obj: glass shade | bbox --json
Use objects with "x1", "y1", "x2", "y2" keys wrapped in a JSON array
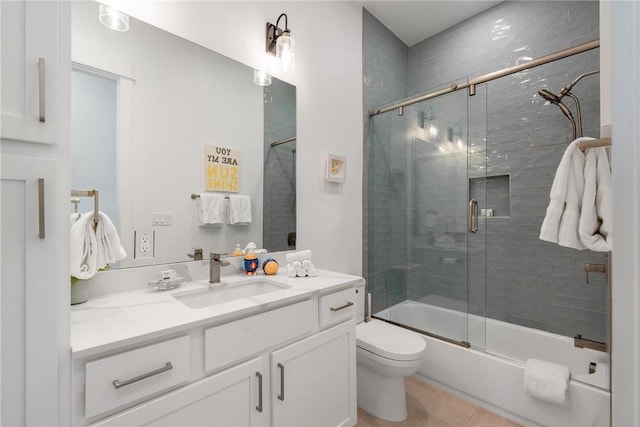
[
  {"x1": 98, "y1": 4, "x2": 130, "y2": 32},
  {"x1": 276, "y1": 32, "x2": 295, "y2": 73}
]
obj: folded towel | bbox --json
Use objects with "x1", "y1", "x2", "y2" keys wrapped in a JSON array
[
  {"x1": 70, "y1": 213, "x2": 98, "y2": 280},
  {"x1": 285, "y1": 250, "x2": 313, "y2": 263},
  {"x1": 579, "y1": 147, "x2": 612, "y2": 251},
  {"x1": 291, "y1": 260, "x2": 303, "y2": 277},
  {"x1": 304, "y1": 261, "x2": 317, "y2": 277},
  {"x1": 227, "y1": 195, "x2": 252, "y2": 225},
  {"x1": 95, "y1": 211, "x2": 127, "y2": 268},
  {"x1": 198, "y1": 193, "x2": 226, "y2": 226},
  {"x1": 302, "y1": 259, "x2": 312, "y2": 270},
  {"x1": 523, "y1": 358, "x2": 570, "y2": 405},
  {"x1": 286, "y1": 264, "x2": 297, "y2": 278},
  {"x1": 540, "y1": 138, "x2": 587, "y2": 249}
]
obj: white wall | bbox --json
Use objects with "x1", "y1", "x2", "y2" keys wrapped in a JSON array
[{"x1": 100, "y1": 1, "x2": 364, "y2": 275}]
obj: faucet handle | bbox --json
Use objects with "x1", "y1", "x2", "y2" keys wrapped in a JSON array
[{"x1": 210, "y1": 253, "x2": 231, "y2": 266}]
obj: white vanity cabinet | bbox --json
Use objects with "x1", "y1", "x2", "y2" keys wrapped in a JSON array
[
  {"x1": 73, "y1": 284, "x2": 358, "y2": 427},
  {"x1": 1, "y1": 0, "x2": 61, "y2": 144}
]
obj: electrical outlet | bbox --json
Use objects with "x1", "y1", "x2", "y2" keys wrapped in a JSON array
[{"x1": 134, "y1": 230, "x2": 154, "y2": 259}]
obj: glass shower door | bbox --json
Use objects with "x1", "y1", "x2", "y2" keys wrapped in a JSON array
[{"x1": 368, "y1": 86, "x2": 487, "y2": 348}]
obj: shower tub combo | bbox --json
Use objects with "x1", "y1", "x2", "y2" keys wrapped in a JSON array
[{"x1": 376, "y1": 301, "x2": 610, "y2": 427}]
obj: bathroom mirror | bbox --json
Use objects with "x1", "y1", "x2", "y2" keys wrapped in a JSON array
[{"x1": 71, "y1": 2, "x2": 296, "y2": 269}]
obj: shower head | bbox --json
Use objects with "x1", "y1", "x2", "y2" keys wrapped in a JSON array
[
  {"x1": 538, "y1": 89, "x2": 561, "y2": 104},
  {"x1": 538, "y1": 89, "x2": 577, "y2": 138}
]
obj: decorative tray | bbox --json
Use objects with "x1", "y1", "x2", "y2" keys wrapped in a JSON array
[{"x1": 147, "y1": 277, "x2": 185, "y2": 291}]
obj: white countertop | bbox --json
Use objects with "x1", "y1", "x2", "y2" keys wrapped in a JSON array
[{"x1": 71, "y1": 270, "x2": 364, "y2": 359}]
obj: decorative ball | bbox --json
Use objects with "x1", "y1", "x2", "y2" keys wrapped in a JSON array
[{"x1": 262, "y1": 258, "x2": 279, "y2": 275}]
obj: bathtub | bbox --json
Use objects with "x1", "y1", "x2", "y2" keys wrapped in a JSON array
[{"x1": 376, "y1": 300, "x2": 610, "y2": 427}]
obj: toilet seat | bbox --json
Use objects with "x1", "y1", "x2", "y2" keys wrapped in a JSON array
[{"x1": 356, "y1": 319, "x2": 426, "y2": 361}]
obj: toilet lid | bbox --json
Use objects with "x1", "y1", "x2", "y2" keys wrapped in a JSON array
[{"x1": 356, "y1": 319, "x2": 426, "y2": 361}]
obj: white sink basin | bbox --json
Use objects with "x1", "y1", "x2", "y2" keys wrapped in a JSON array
[{"x1": 173, "y1": 280, "x2": 289, "y2": 309}]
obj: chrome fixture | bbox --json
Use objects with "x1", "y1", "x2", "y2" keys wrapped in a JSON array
[
  {"x1": 266, "y1": 13, "x2": 295, "y2": 72},
  {"x1": 98, "y1": 4, "x2": 130, "y2": 32},
  {"x1": 253, "y1": 69, "x2": 272, "y2": 87},
  {"x1": 448, "y1": 123, "x2": 464, "y2": 149},
  {"x1": 419, "y1": 106, "x2": 439, "y2": 141},
  {"x1": 209, "y1": 253, "x2": 230, "y2": 285},
  {"x1": 538, "y1": 69, "x2": 600, "y2": 140}
]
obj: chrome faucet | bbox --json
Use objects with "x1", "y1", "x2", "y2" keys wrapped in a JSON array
[{"x1": 209, "y1": 253, "x2": 231, "y2": 285}]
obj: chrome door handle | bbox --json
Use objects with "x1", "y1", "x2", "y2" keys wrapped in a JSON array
[
  {"x1": 468, "y1": 199, "x2": 478, "y2": 233},
  {"x1": 277, "y1": 362, "x2": 285, "y2": 401},
  {"x1": 255, "y1": 372, "x2": 263, "y2": 412},
  {"x1": 330, "y1": 301, "x2": 354, "y2": 312},
  {"x1": 38, "y1": 178, "x2": 45, "y2": 238},
  {"x1": 38, "y1": 58, "x2": 46, "y2": 122},
  {"x1": 112, "y1": 362, "x2": 173, "y2": 389}
]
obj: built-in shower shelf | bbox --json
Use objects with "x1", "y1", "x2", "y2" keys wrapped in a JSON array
[{"x1": 469, "y1": 174, "x2": 511, "y2": 218}]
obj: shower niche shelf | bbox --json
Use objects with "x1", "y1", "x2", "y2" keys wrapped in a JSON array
[{"x1": 469, "y1": 174, "x2": 511, "y2": 218}]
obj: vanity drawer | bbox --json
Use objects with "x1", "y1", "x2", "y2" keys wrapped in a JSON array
[
  {"x1": 85, "y1": 336, "x2": 190, "y2": 420},
  {"x1": 319, "y1": 287, "x2": 356, "y2": 328},
  {"x1": 204, "y1": 299, "x2": 313, "y2": 373}
]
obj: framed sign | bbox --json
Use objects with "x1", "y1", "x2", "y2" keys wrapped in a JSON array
[
  {"x1": 326, "y1": 153, "x2": 346, "y2": 183},
  {"x1": 204, "y1": 145, "x2": 239, "y2": 192}
]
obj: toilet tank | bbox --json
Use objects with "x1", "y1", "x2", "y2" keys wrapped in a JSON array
[{"x1": 356, "y1": 284, "x2": 366, "y2": 323}]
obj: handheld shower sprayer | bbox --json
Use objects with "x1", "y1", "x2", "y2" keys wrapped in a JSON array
[{"x1": 538, "y1": 89, "x2": 578, "y2": 138}]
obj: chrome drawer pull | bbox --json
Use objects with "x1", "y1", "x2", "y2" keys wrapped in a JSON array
[
  {"x1": 256, "y1": 372, "x2": 263, "y2": 412},
  {"x1": 38, "y1": 58, "x2": 46, "y2": 122},
  {"x1": 330, "y1": 301, "x2": 354, "y2": 312},
  {"x1": 277, "y1": 363, "x2": 285, "y2": 401},
  {"x1": 112, "y1": 362, "x2": 173, "y2": 389}
]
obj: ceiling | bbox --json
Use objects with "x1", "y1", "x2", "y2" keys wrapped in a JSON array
[{"x1": 362, "y1": 1, "x2": 502, "y2": 46}]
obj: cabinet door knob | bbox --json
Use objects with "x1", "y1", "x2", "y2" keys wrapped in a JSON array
[
  {"x1": 277, "y1": 363, "x2": 285, "y2": 401},
  {"x1": 255, "y1": 372, "x2": 263, "y2": 412},
  {"x1": 112, "y1": 361, "x2": 173, "y2": 389}
]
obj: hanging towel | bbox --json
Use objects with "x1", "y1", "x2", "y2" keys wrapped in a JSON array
[
  {"x1": 539, "y1": 138, "x2": 588, "y2": 249},
  {"x1": 579, "y1": 147, "x2": 613, "y2": 251},
  {"x1": 198, "y1": 193, "x2": 226, "y2": 226},
  {"x1": 523, "y1": 358, "x2": 570, "y2": 405},
  {"x1": 95, "y1": 211, "x2": 127, "y2": 269},
  {"x1": 70, "y1": 212, "x2": 81, "y2": 226},
  {"x1": 227, "y1": 195, "x2": 252, "y2": 225},
  {"x1": 70, "y1": 213, "x2": 98, "y2": 280}
]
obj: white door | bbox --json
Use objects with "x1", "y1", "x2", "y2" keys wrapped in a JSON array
[
  {"x1": 1, "y1": 154, "x2": 59, "y2": 425},
  {"x1": 1, "y1": 0, "x2": 60, "y2": 144},
  {"x1": 93, "y1": 357, "x2": 268, "y2": 426},
  {"x1": 271, "y1": 321, "x2": 356, "y2": 427}
]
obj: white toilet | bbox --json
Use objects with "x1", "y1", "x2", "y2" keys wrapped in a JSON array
[{"x1": 355, "y1": 284, "x2": 427, "y2": 422}]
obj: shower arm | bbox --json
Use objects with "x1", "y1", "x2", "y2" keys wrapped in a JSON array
[
  {"x1": 565, "y1": 92, "x2": 583, "y2": 138},
  {"x1": 560, "y1": 70, "x2": 600, "y2": 98}
]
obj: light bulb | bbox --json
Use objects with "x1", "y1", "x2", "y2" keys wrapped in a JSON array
[
  {"x1": 98, "y1": 4, "x2": 129, "y2": 32},
  {"x1": 253, "y1": 69, "x2": 272, "y2": 87},
  {"x1": 276, "y1": 32, "x2": 295, "y2": 73}
]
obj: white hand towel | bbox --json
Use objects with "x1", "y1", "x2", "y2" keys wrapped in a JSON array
[
  {"x1": 579, "y1": 147, "x2": 613, "y2": 251},
  {"x1": 305, "y1": 261, "x2": 317, "y2": 277},
  {"x1": 70, "y1": 212, "x2": 81, "y2": 226},
  {"x1": 302, "y1": 259, "x2": 312, "y2": 270},
  {"x1": 285, "y1": 250, "x2": 313, "y2": 263},
  {"x1": 540, "y1": 138, "x2": 587, "y2": 249},
  {"x1": 95, "y1": 211, "x2": 127, "y2": 269},
  {"x1": 198, "y1": 193, "x2": 226, "y2": 226},
  {"x1": 286, "y1": 263, "x2": 297, "y2": 278},
  {"x1": 523, "y1": 358, "x2": 570, "y2": 405},
  {"x1": 70, "y1": 213, "x2": 98, "y2": 280},
  {"x1": 227, "y1": 195, "x2": 252, "y2": 225},
  {"x1": 291, "y1": 260, "x2": 303, "y2": 277}
]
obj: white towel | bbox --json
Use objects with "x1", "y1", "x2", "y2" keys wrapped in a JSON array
[
  {"x1": 70, "y1": 213, "x2": 98, "y2": 280},
  {"x1": 70, "y1": 212, "x2": 81, "y2": 226},
  {"x1": 285, "y1": 250, "x2": 313, "y2": 263},
  {"x1": 198, "y1": 193, "x2": 226, "y2": 226},
  {"x1": 95, "y1": 211, "x2": 127, "y2": 269},
  {"x1": 227, "y1": 195, "x2": 252, "y2": 225},
  {"x1": 579, "y1": 147, "x2": 613, "y2": 251},
  {"x1": 523, "y1": 358, "x2": 570, "y2": 405},
  {"x1": 540, "y1": 138, "x2": 587, "y2": 249}
]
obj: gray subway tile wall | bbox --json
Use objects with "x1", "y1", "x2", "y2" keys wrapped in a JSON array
[
  {"x1": 263, "y1": 79, "x2": 297, "y2": 252},
  {"x1": 363, "y1": 9, "x2": 409, "y2": 314},
  {"x1": 364, "y1": 1, "x2": 607, "y2": 343}
]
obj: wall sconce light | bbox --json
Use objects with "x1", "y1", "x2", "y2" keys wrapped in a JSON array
[
  {"x1": 448, "y1": 123, "x2": 465, "y2": 150},
  {"x1": 266, "y1": 13, "x2": 295, "y2": 72},
  {"x1": 253, "y1": 69, "x2": 272, "y2": 87},
  {"x1": 98, "y1": 4, "x2": 130, "y2": 32},
  {"x1": 419, "y1": 106, "x2": 439, "y2": 141}
]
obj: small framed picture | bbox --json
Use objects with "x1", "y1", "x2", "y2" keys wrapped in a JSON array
[{"x1": 326, "y1": 153, "x2": 346, "y2": 183}]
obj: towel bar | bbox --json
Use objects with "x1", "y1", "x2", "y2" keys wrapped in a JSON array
[{"x1": 71, "y1": 189, "x2": 99, "y2": 224}]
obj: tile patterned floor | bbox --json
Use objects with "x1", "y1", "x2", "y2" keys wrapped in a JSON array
[{"x1": 356, "y1": 377, "x2": 523, "y2": 427}]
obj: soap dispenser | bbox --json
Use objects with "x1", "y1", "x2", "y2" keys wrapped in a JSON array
[{"x1": 232, "y1": 244, "x2": 244, "y2": 257}]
